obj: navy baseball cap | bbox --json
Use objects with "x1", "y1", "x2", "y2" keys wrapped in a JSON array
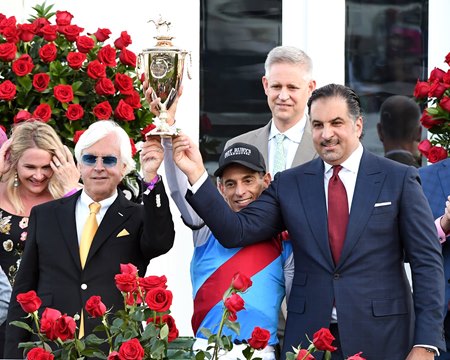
[{"x1": 214, "y1": 142, "x2": 266, "y2": 177}]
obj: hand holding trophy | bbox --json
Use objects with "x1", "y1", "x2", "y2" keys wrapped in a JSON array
[{"x1": 138, "y1": 16, "x2": 191, "y2": 137}]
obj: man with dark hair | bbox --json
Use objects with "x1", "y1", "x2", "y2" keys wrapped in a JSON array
[
  {"x1": 172, "y1": 84, "x2": 445, "y2": 360},
  {"x1": 377, "y1": 95, "x2": 422, "y2": 167}
]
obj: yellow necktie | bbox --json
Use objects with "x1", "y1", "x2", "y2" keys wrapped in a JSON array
[
  {"x1": 79, "y1": 202, "x2": 101, "y2": 269},
  {"x1": 78, "y1": 202, "x2": 100, "y2": 338}
]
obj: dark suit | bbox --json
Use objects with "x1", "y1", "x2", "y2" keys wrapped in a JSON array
[
  {"x1": 420, "y1": 158, "x2": 450, "y2": 359},
  {"x1": 4, "y1": 181, "x2": 175, "y2": 358},
  {"x1": 187, "y1": 149, "x2": 445, "y2": 359},
  {"x1": 225, "y1": 119, "x2": 318, "y2": 169}
]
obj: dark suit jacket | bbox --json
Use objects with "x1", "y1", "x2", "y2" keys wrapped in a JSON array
[
  {"x1": 419, "y1": 159, "x2": 450, "y2": 322},
  {"x1": 4, "y1": 181, "x2": 175, "y2": 358},
  {"x1": 187, "y1": 149, "x2": 445, "y2": 359},
  {"x1": 225, "y1": 119, "x2": 317, "y2": 169}
]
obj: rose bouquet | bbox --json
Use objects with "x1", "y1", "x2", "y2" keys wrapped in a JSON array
[
  {"x1": 12, "y1": 263, "x2": 191, "y2": 360},
  {"x1": 414, "y1": 51, "x2": 450, "y2": 163}
]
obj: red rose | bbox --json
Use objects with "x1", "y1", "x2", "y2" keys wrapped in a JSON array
[
  {"x1": 33, "y1": 17, "x2": 50, "y2": 35},
  {"x1": 446, "y1": 52, "x2": 450, "y2": 66},
  {"x1": 115, "y1": 73, "x2": 134, "y2": 95},
  {"x1": 12, "y1": 54, "x2": 34, "y2": 76},
  {"x1": 347, "y1": 352, "x2": 366, "y2": 360},
  {"x1": 66, "y1": 104, "x2": 84, "y2": 121},
  {"x1": 228, "y1": 311, "x2": 237, "y2": 322},
  {"x1": 93, "y1": 101, "x2": 113, "y2": 120},
  {"x1": 16, "y1": 290, "x2": 42, "y2": 313},
  {"x1": 55, "y1": 10, "x2": 73, "y2": 26},
  {"x1": 98, "y1": 45, "x2": 117, "y2": 67},
  {"x1": 420, "y1": 110, "x2": 444, "y2": 129},
  {"x1": 26, "y1": 347, "x2": 55, "y2": 360},
  {"x1": 312, "y1": 328, "x2": 337, "y2": 352},
  {"x1": 120, "y1": 263, "x2": 138, "y2": 275},
  {"x1": 440, "y1": 96, "x2": 450, "y2": 113},
  {"x1": 39, "y1": 42, "x2": 57, "y2": 63},
  {"x1": 224, "y1": 293, "x2": 245, "y2": 313},
  {"x1": 147, "y1": 314, "x2": 179, "y2": 342},
  {"x1": 85, "y1": 295, "x2": 107, "y2": 318},
  {"x1": 231, "y1": 272, "x2": 252, "y2": 292},
  {"x1": 107, "y1": 351, "x2": 121, "y2": 360},
  {"x1": 141, "y1": 124, "x2": 156, "y2": 138},
  {"x1": 53, "y1": 314, "x2": 76, "y2": 341},
  {"x1": 14, "y1": 110, "x2": 32, "y2": 123},
  {"x1": 87, "y1": 60, "x2": 107, "y2": 79},
  {"x1": 60, "y1": 24, "x2": 84, "y2": 42},
  {"x1": 413, "y1": 80, "x2": 430, "y2": 99},
  {"x1": 114, "y1": 31, "x2": 132, "y2": 49},
  {"x1": 53, "y1": 84, "x2": 74, "y2": 103},
  {"x1": 67, "y1": 52, "x2": 87, "y2": 70},
  {"x1": 297, "y1": 349, "x2": 315, "y2": 360},
  {"x1": 18, "y1": 23, "x2": 36, "y2": 42},
  {"x1": 95, "y1": 78, "x2": 115, "y2": 96},
  {"x1": 114, "y1": 100, "x2": 135, "y2": 121},
  {"x1": 76, "y1": 35, "x2": 95, "y2": 53},
  {"x1": 2, "y1": 26, "x2": 19, "y2": 44},
  {"x1": 94, "y1": 28, "x2": 112, "y2": 42},
  {"x1": 0, "y1": 42, "x2": 17, "y2": 61},
  {"x1": 139, "y1": 275, "x2": 168, "y2": 292},
  {"x1": 119, "y1": 338, "x2": 144, "y2": 360},
  {"x1": 119, "y1": 48, "x2": 137, "y2": 67},
  {"x1": 429, "y1": 79, "x2": 450, "y2": 98},
  {"x1": 33, "y1": 103, "x2": 52, "y2": 122},
  {"x1": 73, "y1": 129, "x2": 86, "y2": 144},
  {"x1": 40, "y1": 307, "x2": 61, "y2": 340},
  {"x1": 40, "y1": 24, "x2": 58, "y2": 42},
  {"x1": 0, "y1": 80, "x2": 17, "y2": 101},
  {"x1": 145, "y1": 287, "x2": 173, "y2": 312},
  {"x1": 429, "y1": 67, "x2": 446, "y2": 83},
  {"x1": 124, "y1": 91, "x2": 142, "y2": 109},
  {"x1": 418, "y1": 139, "x2": 432, "y2": 157},
  {"x1": 33, "y1": 73, "x2": 50, "y2": 92},
  {"x1": 248, "y1": 326, "x2": 271, "y2": 350},
  {"x1": 115, "y1": 273, "x2": 138, "y2": 292},
  {"x1": 428, "y1": 146, "x2": 448, "y2": 163}
]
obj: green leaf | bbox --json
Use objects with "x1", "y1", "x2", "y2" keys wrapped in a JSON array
[
  {"x1": 160, "y1": 323, "x2": 169, "y2": 340},
  {"x1": 9, "y1": 320, "x2": 34, "y2": 333}
]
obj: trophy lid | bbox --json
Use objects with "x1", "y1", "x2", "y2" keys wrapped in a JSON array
[{"x1": 148, "y1": 15, "x2": 175, "y2": 48}]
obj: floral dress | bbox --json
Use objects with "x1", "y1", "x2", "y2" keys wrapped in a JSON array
[{"x1": 0, "y1": 208, "x2": 28, "y2": 287}]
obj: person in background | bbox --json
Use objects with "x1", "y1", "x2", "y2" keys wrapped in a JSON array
[
  {"x1": 0, "y1": 128, "x2": 7, "y2": 148},
  {"x1": 172, "y1": 83, "x2": 445, "y2": 360},
  {"x1": 225, "y1": 45, "x2": 317, "y2": 176},
  {"x1": 0, "y1": 266, "x2": 11, "y2": 327},
  {"x1": 419, "y1": 157, "x2": 450, "y2": 359},
  {"x1": 4, "y1": 120, "x2": 175, "y2": 358},
  {"x1": 0, "y1": 120, "x2": 80, "y2": 357},
  {"x1": 376, "y1": 95, "x2": 422, "y2": 167},
  {"x1": 164, "y1": 138, "x2": 293, "y2": 360}
]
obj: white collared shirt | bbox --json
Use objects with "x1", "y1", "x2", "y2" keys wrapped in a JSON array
[
  {"x1": 268, "y1": 116, "x2": 306, "y2": 175},
  {"x1": 323, "y1": 143, "x2": 363, "y2": 213},
  {"x1": 75, "y1": 190, "x2": 118, "y2": 244}
]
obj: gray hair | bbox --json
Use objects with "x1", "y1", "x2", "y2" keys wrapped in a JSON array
[
  {"x1": 74, "y1": 120, "x2": 135, "y2": 175},
  {"x1": 264, "y1": 46, "x2": 313, "y2": 80}
]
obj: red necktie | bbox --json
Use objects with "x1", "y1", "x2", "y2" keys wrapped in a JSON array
[{"x1": 328, "y1": 165, "x2": 349, "y2": 265}]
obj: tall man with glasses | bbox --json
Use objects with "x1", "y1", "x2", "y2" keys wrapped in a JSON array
[{"x1": 4, "y1": 120, "x2": 175, "y2": 358}]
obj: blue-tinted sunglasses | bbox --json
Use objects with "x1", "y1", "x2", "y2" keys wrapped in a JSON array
[{"x1": 81, "y1": 154, "x2": 118, "y2": 168}]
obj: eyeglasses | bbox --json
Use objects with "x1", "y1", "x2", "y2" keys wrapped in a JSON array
[{"x1": 81, "y1": 154, "x2": 118, "y2": 168}]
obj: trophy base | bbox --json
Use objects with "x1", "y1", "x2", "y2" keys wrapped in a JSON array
[{"x1": 146, "y1": 127, "x2": 180, "y2": 138}]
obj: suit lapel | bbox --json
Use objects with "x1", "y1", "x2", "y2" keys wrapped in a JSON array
[
  {"x1": 299, "y1": 158, "x2": 334, "y2": 266},
  {"x1": 258, "y1": 121, "x2": 271, "y2": 163},
  {"x1": 56, "y1": 192, "x2": 82, "y2": 270},
  {"x1": 438, "y1": 160, "x2": 450, "y2": 202},
  {"x1": 338, "y1": 151, "x2": 385, "y2": 267},
  {"x1": 292, "y1": 116, "x2": 318, "y2": 167},
  {"x1": 85, "y1": 192, "x2": 133, "y2": 265}
]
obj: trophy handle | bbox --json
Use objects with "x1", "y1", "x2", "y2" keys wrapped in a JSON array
[{"x1": 186, "y1": 52, "x2": 193, "y2": 80}]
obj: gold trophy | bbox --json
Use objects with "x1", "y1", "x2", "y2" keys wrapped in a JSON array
[{"x1": 139, "y1": 16, "x2": 191, "y2": 137}]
